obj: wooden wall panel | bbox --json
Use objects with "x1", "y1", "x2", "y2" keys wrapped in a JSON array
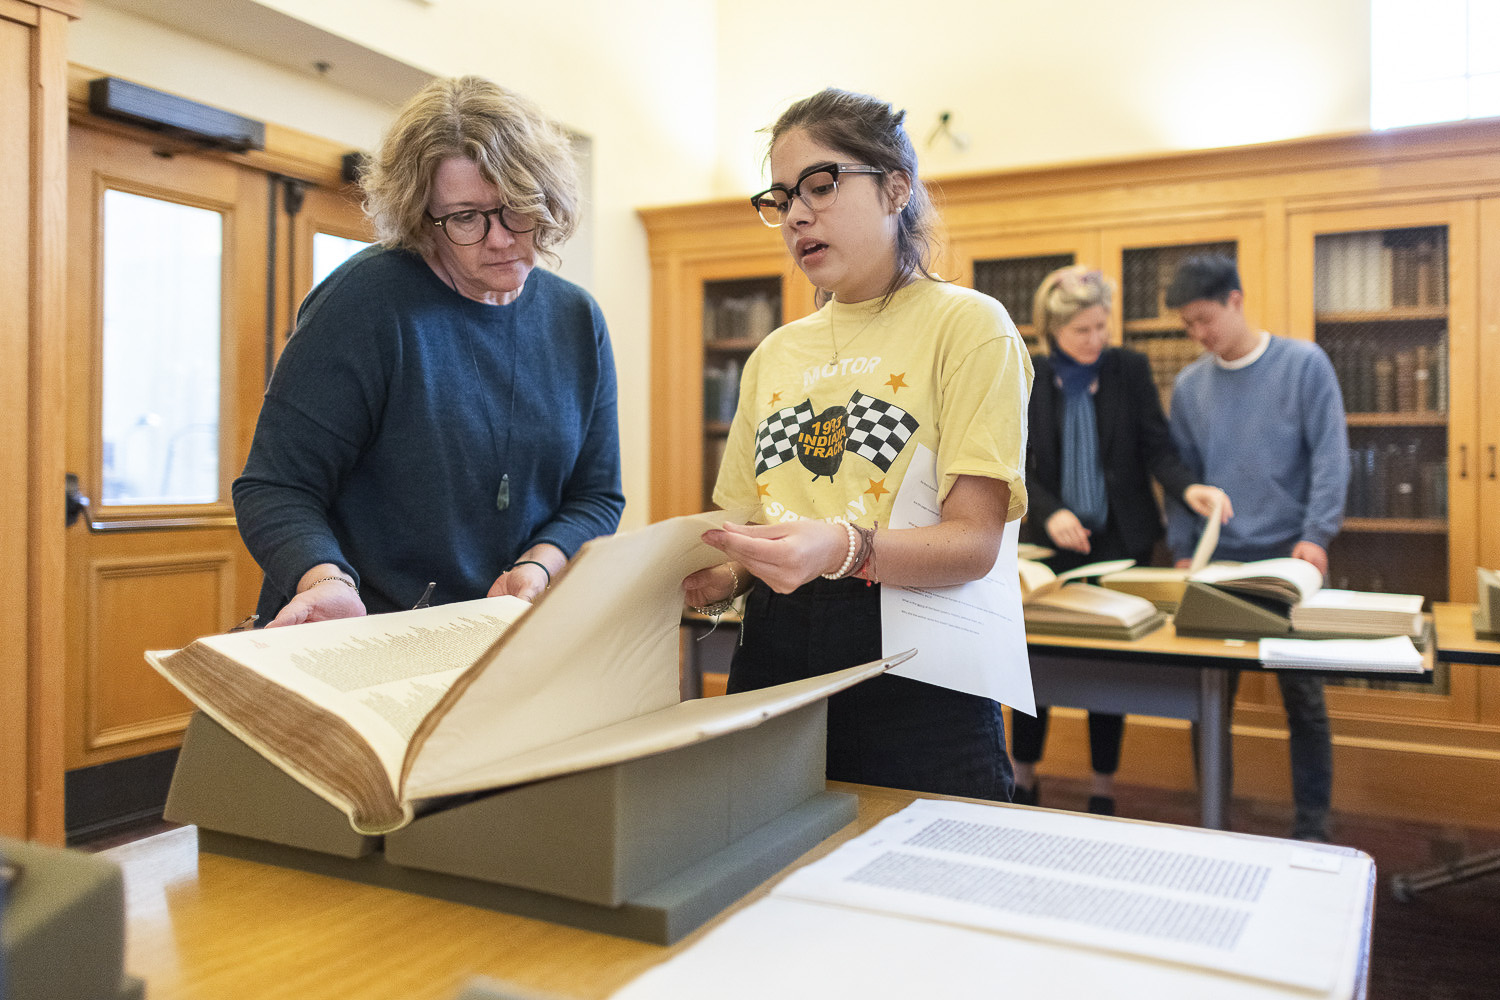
[{"x1": 0, "y1": 13, "x2": 36, "y2": 841}]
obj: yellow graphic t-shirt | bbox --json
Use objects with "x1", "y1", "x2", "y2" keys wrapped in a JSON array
[{"x1": 712, "y1": 279, "x2": 1033, "y2": 529}]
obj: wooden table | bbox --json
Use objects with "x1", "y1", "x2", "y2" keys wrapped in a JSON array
[
  {"x1": 106, "y1": 784, "x2": 906, "y2": 1000},
  {"x1": 1432, "y1": 601, "x2": 1500, "y2": 665},
  {"x1": 684, "y1": 614, "x2": 1433, "y2": 832},
  {"x1": 1028, "y1": 618, "x2": 1434, "y2": 831},
  {"x1": 106, "y1": 783, "x2": 1373, "y2": 1000}
]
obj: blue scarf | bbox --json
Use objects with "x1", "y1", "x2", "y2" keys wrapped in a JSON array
[{"x1": 1050, "y1": 343, "x2": 1109, "y2": 531}]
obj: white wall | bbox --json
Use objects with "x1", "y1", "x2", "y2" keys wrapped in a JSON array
[
  {"x1": 712, "y1": 0, "x2": 1372, "y2": 193},
  {"x1": 69, "y1": 0, "x2": 1375, "y2": 526}
]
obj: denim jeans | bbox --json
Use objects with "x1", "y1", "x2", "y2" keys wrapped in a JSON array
[
  {"x1": 1195, "y1": 668, "x2": 1333, "y2": 840},
  {"x1": 1276, "y1": 671, "x2": 1333, "y2": 840},
  {"x1": 730, "y1": 576, "x2": 1014, "y2": 803}
]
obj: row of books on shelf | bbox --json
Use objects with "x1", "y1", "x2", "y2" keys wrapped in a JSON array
[
  {"x1": 1323, "y1": 338, "x2": 1448, "y2": 414},
  {"x1": 703, "y1": 293, "x2": 777, "y2": 345},
  {"x1": 1120, "y1": 243, "x2": 1235, "y2": 322},
  {"x1": 703, "y1": 359, "x2": 742, "y2": 425},
  {"x1": 972, "y1": 254, "x2": 1074, "y2": 320},
  {"x1": 1314, "y1": 230, "x2": 1447, "y2": 311},
  {"x1": 1347, "y1": 443, "x2": 1446, "y2": 520}
]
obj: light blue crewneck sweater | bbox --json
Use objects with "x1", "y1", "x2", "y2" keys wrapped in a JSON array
[{"x1": 1166, "y1": 335, "x2": 1348, "y2": 562}]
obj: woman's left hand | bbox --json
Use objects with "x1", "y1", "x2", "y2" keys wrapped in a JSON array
[
  {"x1": 488, "y1": 562, "x2": 550, "y2": 603},
  {"x1": 701, "y1": 520, "x2": 847, "y2": 594}
]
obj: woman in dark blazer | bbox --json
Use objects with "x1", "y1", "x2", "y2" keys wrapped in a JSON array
[{"x1": 1014, "y1": 266, "x2": 1229, "y2": 815}]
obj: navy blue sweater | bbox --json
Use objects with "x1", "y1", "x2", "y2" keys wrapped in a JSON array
[{"x1": 234, "y1": 246, "x2": 624, "y2": 618}]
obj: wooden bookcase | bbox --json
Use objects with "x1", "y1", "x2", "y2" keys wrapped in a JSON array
[{"x1": 639, "y1": 117, "x2": 1500, "y2": 829}]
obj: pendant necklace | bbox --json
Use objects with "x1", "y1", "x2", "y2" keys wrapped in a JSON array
[
  {"x1": 438, "y1": 255, "x2": 516, "y2": 512},
  {"x1": 828, "y1": 304, "x2": 877, "y2": 365}
]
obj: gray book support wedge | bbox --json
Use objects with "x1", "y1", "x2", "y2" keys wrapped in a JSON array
[
  {"x1": 166, "y1": 707, "x2": 856, "y2": 944},
  {"x1": 1173, "y1": 580, "x2": 1294, "y2": 640}
]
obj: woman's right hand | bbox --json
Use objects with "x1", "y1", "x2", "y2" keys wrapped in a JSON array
[
  {"x1": 701, "y1": 520, "x2": 847, "y2": 594},
  {"x1": 1045, "y1": 509, "x2": 1092, "y2": 554},
  {"x1": 266, "y1": 566, "x2": 367, "y2": 628}
]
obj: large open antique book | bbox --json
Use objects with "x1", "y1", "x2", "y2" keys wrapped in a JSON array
[{"x1": 147, "y1": 509, "x2": 900, "y2": 835}]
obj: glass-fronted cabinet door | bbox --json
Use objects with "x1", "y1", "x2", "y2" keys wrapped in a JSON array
[
  {"x1": 701, "y1": 276, "x2": 782, "y2": 509},
  {"x1": 1101, "y1": 222, "x2": 1264, "y2": 414},
  {"x1": 1288, "y1": 203, "x2": 1480, "y2": 605},
  {"x1": 1287, "y1": 201, "x2": 1479, "y2": 712},
  {"x1": 956, "y1": 232, "x2": 1099, "y2": 351}
]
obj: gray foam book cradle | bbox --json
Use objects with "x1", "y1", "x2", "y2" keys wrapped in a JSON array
[{"x1": 166, "y1": 704, "x2": 855, "y2": 945}]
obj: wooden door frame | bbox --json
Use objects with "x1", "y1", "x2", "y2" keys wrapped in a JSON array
[
  {"x1": 4, "y1": 53, "x2": 357, "y2": 842},
  {"x1": 3, "y1": 0, "x2": 75, "y2": 844}
]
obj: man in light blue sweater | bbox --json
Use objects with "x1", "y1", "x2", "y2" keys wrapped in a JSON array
[{"x1": 1165, "y1": 254, "x2": 1349, "y2": 841}]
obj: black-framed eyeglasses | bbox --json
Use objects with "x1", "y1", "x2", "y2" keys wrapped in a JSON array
[
  {"x1": 749, "y1": 162, "x2": 885, "y2": 227},
  {"x1": 426, "y1": 205, "x2": 536, "y2": 246}
]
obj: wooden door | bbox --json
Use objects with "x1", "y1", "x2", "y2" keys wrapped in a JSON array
[{"x1": 64, "y1": 125, "x2": 270, "y2": 769}]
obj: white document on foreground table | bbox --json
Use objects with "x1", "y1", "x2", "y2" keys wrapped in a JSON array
[
  {"x1": 879, "y1": 444, "x2": 1035, "y2": 714},
  {"x1": 614, "y1": 800, "x2": 1373, "y2": 1000}
]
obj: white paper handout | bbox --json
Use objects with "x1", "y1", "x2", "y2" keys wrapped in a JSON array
[
  {"x1": 612, "y1": 799, "x2": 1373, "y2": 1000},
  {"x1": 879, "y1": 444, "x2": 1035, "y2": 713}
]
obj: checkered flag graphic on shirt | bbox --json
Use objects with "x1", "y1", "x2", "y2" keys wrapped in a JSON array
[
  {"x1": 754, "y1": 399, "x2": 815, "y2": 475},
  {"x1": 845, "y1": 392, "x2": 917, "y2": 472}
]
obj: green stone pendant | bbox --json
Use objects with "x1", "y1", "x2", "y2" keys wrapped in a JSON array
[{"x1": 496, "y1": 473, "x2": 510, "y2": 511}]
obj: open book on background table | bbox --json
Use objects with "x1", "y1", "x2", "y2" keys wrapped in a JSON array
[
  {"x1": 1018, "y1": 557, "x2": 1165, "y2": 640},
  {"x1": 1189, "y1": 557, "x2": 1325, "y2": 607},
  {"x1": 147, "y1": 508, "x2": 903, "y2": 835},
  {"x1": 1098, "y1": 493, "x2": 1224, "y2": 611},
  {"x1": 1176, "y1": 556, "x2": 1432, "y2": 643}
]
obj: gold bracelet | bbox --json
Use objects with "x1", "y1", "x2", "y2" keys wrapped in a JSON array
[{"x1": 311, "y1": 575, "x2": 358, "y2": 594}]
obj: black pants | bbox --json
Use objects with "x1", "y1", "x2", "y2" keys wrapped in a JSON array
[
  {"x1": 729, "y1": 576, "x2": 1014, "y2": 803},
  {"x1": 1010, "y1": 707, "x2": 1124, "y2": 773},
  {"x1": 1012, "y1": 529, "x2": 1146, "y2": 776}
]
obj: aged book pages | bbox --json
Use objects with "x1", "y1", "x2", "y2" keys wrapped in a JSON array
[
  {"x1": 1017, "y1": 557, "x2": 1136, "y2": 603},
  {"x1": 1023, "y1": 584, "x2": 1158, "y2": 629},
  {"x1": 1289, "y1": 589, "x2": 1424, "y2": 638},
  {"x1": 1189, "y1": 558, "x2": 1324, "y2": 608},
  {"x1": 150, "y1": 507, "x2": 867, "y2": 835}
]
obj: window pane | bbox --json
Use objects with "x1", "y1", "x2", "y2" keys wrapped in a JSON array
[
  {"x1": 1470, "y1": 71, "x2": 1500, "y2": 118},
  {"x1": 313, "y1": 232, "x2": 370, "y2": 287},
  {"x1": 101, "y1": 189, "x2": 223, "y2": 506}
]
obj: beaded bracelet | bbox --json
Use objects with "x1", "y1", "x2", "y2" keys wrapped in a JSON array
[
  {"x1": 820, "y1": 521, "x2": 860, "y2": 580},
  {"x1": 690, "y1": 563, "x2": 740, "y2": 619}
]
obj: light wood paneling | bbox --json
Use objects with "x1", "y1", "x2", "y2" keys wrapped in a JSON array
[
  {"x1": 0, "y1": 12, "x2": 36, "y2": 841},
  {"x1": 2, "y1": 0, "x2": 72, "y2": 843}
]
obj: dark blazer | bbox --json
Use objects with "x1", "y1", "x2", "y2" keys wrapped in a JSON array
[{"x1": 1022, "y1": 347, "x2": 1195, "y2": 558}]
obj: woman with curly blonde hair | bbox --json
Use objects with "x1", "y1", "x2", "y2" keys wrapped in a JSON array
[{"x1": 235, "y1": 76, "x2": 622, "y2": 627}]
